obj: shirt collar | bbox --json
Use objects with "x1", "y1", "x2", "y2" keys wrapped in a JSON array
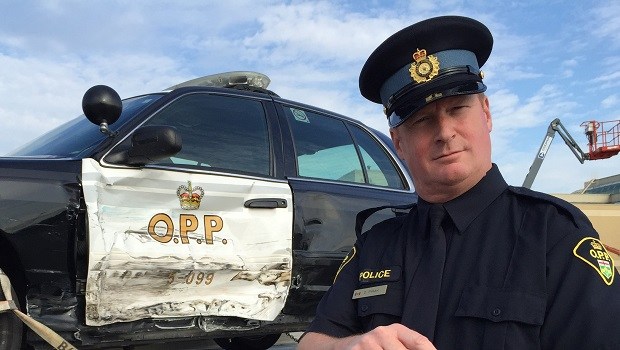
[{"x1": 417, "y1": 164, "x2": 507, "y2": 234}]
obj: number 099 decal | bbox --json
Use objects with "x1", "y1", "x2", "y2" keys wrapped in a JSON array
[
  {"x1": 168, "y1": 271, "x2": 215, "y2": 286},
  {"x1": 148, "y1": 213, "x2": 225, "y2": 245}
]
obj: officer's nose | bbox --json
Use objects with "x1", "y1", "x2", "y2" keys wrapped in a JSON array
[{"x1": 434, "y1": 114, "x2": 456, "y2": 143}]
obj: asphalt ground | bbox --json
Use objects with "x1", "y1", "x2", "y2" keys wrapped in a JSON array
[{"x1": 117, "y1": 332, "x2": 301, "y2": 350}]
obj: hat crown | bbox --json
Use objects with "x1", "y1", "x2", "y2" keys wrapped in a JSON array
[{"x1": 359, "y1": 16, "x2": 493, "y2": 105}]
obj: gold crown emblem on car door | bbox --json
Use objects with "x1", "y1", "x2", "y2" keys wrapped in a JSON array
[{"x1": 177, "y1": 181, "x2": 204, "y2": 210}]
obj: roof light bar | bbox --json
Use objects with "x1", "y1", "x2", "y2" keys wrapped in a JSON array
[{"x1": 165, "y1": 71, "x2": 271, "y2": 91}]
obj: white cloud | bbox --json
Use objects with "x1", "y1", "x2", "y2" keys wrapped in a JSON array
[
  {"x1": 591, "y1": 1, "x2": 620, "y2": 45},
  {"x1": 562, "y1": 59, "x2": 578, "y2": 67},
  {"x1": 592, "y1": 71, "x2": 620, "y2": 89},
  {"x1": 242, "y1": 2, "x2": 408, "y2": 65},
  {"x1": 601, "y1": 95, "x2": 619, "y2": 109}
]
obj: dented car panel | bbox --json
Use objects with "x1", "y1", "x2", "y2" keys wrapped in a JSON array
[
  {"x1": 82, "y1": 159, "x2": 293, "y2": 326},
  {"x1": 0, "y1": 73, "x2": 416, "y2": 348},
  {"x1": 0, "y1": 159, "x2": 83, "y2": 337}
]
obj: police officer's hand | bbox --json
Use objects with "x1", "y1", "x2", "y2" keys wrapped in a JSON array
[
  {"x1": 341, "y1": 324, "x2": 436, "y2": 350},
  {"x1": 298, "y1": 324, "x2": 437, "y2": 350}
]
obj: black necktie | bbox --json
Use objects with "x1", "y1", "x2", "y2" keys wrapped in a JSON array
[{"x1": 402, "y1": 204, "x2": 447, "y2": 341}]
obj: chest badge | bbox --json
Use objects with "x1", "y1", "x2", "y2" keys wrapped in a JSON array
[{"x1": 573, "y1": 237, "x2": 615, "y2": 285}]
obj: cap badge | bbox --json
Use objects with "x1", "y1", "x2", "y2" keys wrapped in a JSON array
[{"x1": 409, "y1": 48, "x2": 440, "y2": 83}]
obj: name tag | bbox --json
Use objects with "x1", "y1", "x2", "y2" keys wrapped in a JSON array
[{"x1": 352, "y1": 285, "x2": 388, "y2": 299}]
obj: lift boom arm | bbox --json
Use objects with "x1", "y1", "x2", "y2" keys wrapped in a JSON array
[{"x1": 522, "y1": 118, "x2": 589, "y2": 189}]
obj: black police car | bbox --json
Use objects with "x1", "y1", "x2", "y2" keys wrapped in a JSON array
[{"x1": 0, "y1": 72, "x2": 416, "y2": 349}]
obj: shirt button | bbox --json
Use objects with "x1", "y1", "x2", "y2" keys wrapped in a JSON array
[
  {"x1": 492, "y1": 308, "x2": 501, "y2": 317},
  {"x1": 361, "y1": 305, "x2": 369, "y2": 312}
]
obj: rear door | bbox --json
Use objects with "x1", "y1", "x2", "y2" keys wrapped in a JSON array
[
  {"x1": 274, "y1": 103, "x2": 417, "y2": 314},
  {"x1": 82, "y1": 92, "x2": 293, "y2": 326}
]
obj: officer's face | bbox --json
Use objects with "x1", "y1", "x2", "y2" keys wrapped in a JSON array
[{"x1": 390, "y1": 93, "x2": 492, "y2": 203}]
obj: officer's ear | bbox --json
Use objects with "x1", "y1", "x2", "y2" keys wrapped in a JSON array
[
  {"x1": 479, "y1": 94, "x2": 492, "y2": 132},
  {"x1": 389, "y1": 128, "x2": 406, "y2": 160}
]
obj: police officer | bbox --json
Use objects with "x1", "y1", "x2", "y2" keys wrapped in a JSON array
[{"x1": 298, "y1": 15, "x2": 620, "y2": 350}]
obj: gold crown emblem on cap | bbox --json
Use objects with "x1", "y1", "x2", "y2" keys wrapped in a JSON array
[
  {"x1": 591, "y1": 241, "x2": 603, "y2": 250},
  {"x1": 409, "y1": 48, "x2": 440, "y2": 83},
  {"x1": 177, "y1": 181, "x2": 204, "y2": 210}
]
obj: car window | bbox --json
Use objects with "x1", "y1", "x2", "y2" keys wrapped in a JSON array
[
  {"x1": 285, "y1": 107, "x2": 362, "y2": 183},
  {"x1": 349, "y1": 125, "x2": 406, "y2": 189},
  {"x1": 285, "y1": 106, "x2": 405, "y2": 189},
  {"x1": 145, "y1": 93, "x2": 271, "y2": 175}
]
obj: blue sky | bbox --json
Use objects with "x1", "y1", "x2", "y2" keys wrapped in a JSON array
[{"x1": 0, "y1": 0, "x2": 619, "y2": 193}]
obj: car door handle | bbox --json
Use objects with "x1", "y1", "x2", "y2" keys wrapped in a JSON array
[{"x1": 244, "y1": 198, "x2": 288, "y2": 209}]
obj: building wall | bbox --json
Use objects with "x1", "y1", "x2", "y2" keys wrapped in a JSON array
[{"x1": 553, "y1": 194, "x2": 620, "y2": 259}]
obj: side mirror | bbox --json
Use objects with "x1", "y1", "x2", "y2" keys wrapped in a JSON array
[
  {"x1": 82, "y1": 85, "x2": 122, "y2": 135},
  {"x1": 105, "y1": 125, "x2": 182, "y2": 166}
]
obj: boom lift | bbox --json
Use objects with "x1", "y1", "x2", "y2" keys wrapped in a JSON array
[{"x1": 523, "y1": 118, "x2": 620, "y2": 189}]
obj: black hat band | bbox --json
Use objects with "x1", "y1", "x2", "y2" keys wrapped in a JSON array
[{"x1": 387, "y1": 81, "x2": 486, "y2": 128}]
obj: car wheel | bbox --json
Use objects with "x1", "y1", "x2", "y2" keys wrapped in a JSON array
[
  {"x1": 0, "y1": 284, "x2": 23, "y2": 350},
  {"x1": 213, "y1": 333, "x2": 281, "y2": 350}
]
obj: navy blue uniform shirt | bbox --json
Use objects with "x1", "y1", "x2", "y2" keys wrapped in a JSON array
[{"x1": 307, "y1": 164, "x2": 620, "y2": 349}]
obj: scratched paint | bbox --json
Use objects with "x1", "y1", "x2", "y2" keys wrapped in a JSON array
[{"x1": 81, "y1": 159, "x2": 293, "y2": 326}]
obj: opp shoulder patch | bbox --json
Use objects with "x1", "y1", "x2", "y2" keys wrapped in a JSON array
[
  {"x1": 573, "y1": 237, "x2": 615, "y2": 286},
  {"x1": 334, "y1": 247, "x2": 356, "y2": 283}
]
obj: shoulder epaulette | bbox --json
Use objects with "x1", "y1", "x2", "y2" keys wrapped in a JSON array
[
  {"x1": 508, "y1": 186, "x2": 589, "y2": 228},
  {"x1": 355, "y1": 202, "x2": 416, "y2": 239}
]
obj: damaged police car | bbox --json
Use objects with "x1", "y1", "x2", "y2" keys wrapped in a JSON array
[{"x1": 0, "y1": 72, "x2": 416, "y2": 349}]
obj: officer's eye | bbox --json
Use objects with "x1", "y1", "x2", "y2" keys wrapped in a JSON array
[
  {"x1": 450, "y1": 105, "x2": 469, "y2": 114},
  {"x1": 411, "y1": 115, "x2": 430, "y2": 125}
]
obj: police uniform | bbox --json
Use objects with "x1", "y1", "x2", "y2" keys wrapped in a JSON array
[{"x1": 306, "y1": 16, "x2": 620, "y2": 349}]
